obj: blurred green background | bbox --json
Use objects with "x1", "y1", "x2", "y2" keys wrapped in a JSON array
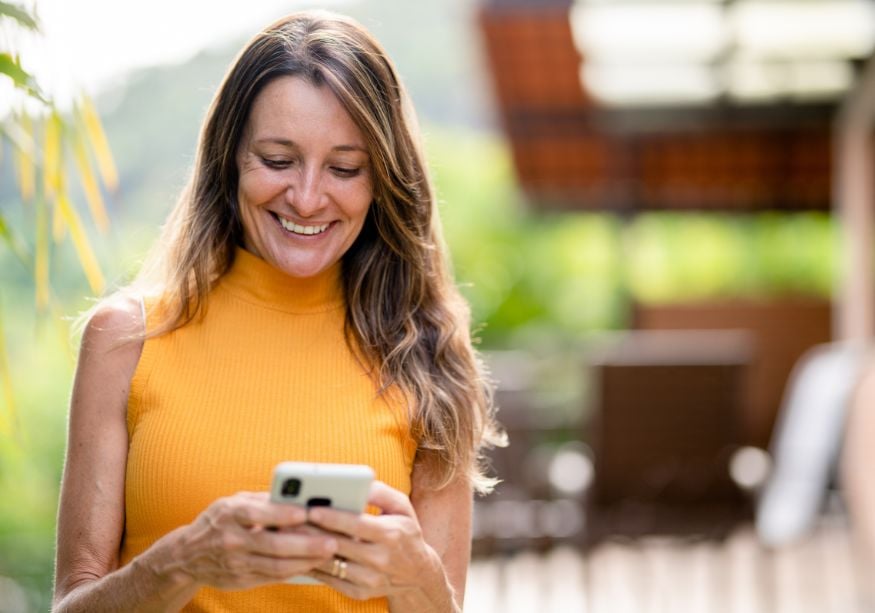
[{"x1": 0, "y1": 0, "x2": 837, "y2": 610}]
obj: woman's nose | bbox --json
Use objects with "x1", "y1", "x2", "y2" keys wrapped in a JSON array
[{"x1": 287, "y1": 167, "x2": 324, "y2": 217}]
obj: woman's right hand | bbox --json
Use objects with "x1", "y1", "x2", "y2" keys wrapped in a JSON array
[{"x1": 155, "y1": 491, "x2": 338, "y2": 591}]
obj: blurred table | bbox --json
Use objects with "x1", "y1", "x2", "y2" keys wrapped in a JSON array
[{"x1": 587, "y1": 330, "x2": 753, "y2": 539}]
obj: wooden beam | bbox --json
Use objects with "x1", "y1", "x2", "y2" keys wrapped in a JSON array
[{"x1": 835, "y1": 57, "x2": 875, "y2": 341}]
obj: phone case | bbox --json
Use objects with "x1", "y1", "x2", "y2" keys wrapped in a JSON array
[{"x1": 269, "y1": 462, "x2": 374, "y2": 512}]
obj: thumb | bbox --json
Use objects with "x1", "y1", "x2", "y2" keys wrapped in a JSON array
[{"x1": 367, "y1": 480, "x2": 414, "y2": 517}]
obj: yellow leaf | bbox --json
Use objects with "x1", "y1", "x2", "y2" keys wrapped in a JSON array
[
  {"x1": 36, "y1": 198, "x2": 50, "y2": 309},
  {"x1": 56, "y1": 193, "x2": 105, "y2": 294},
  {"x1": 0, "y1": 308, "x2": 17, "y2": 439},
  {"x1": 14, "y1": 114, "x2": 35, "y2": 202},
  {"x1": 79, "y1": 96, "x2": 118, "y2": 191},
  {"x1": 43, "y1": 111, "x2": 63, "y2": 198},
  {"x1": 72, "y1": 131, "x2": 109, "y2": 233}
]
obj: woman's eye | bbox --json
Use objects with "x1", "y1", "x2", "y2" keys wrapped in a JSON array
[
  {"x1": 261, "y1": 158, "x2": 292, "y2": 169},
  {"x1": 331, "y1": 167, "x2": 360, "y2": 178}
]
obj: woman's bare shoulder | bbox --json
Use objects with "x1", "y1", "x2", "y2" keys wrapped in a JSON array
[
  {"x1": 82, "y1": 294, "x2": 144, "y2": 344},
  {"x1": 78, "y1": 294, "x2": 145, "y2": 377}
]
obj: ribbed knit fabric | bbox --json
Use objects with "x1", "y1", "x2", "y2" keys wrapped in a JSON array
[{"x1": 120, "y1": 247, "x2": 416, "y2": 612}]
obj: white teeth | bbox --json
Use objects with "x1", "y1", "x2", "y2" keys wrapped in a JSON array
[{"x1": 278, "y1": 217, "x2": 330, "y2": 236}]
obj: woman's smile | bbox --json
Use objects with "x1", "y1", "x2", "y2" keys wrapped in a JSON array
[{"x1": 271, "y1": 212, "x2": 333, "y2": 237}]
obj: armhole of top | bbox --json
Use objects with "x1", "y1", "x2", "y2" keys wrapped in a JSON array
[
  {"x1": 383, "y1": 385, "x2": 418, "y2": 477},
  {"x1": 126, "y1": 295, "x2": 158, "y2": 436}
]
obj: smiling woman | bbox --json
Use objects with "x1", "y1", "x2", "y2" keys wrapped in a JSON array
[{"x1": 52, "y1": 10, "x2": 503, "y2": 613}]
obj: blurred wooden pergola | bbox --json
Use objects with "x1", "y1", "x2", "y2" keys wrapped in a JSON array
[
  {"x1": 477, "y1": 0, "x2": 864, "y2": 213},
  {"x1": 836, "y1": 54, "x2": 875, "y2": 341}
]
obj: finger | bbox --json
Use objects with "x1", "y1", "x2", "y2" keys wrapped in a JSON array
[
  {"x1": 249, "y1": 528, "x2": 338, "y2": 558},
  {"x1": 246, "y1": 553, "x2": 332, "y2": 580},
  {"x1": 313, "y1": 557, "x2": 369, "y2": 582},
  {"x1": 226, "y1": 497, "x2": 307, "y2": 529},
  {"x1": 238, "y1": 491, "x2": 270, "y2": 501},
  {"x1": 307, "y1": 506, "x2": 387, "y2": 542},
  {"x1": 310, "y1": 509, "x2": 417, "y2": 553},
  {"x1": 312, "y1": 564, "x2": 392, "y2": 600},
  {"x1": 311, "y1": 571, "x2": 364, "y2": 599},
  {"x1": 273, "y1": 523, "x2": 334, "y2": 537},
  {"x1": 367, "y1": 481, "x2": 415, "y2": 516},
  {"x1": 313, "y1": 557, "x2": 343, "y2": 577},
  {"x1": 331, "y1": 535, "x2": 380, "y2": 566}
]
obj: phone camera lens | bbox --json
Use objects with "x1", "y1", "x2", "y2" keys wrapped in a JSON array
[{"x1": 281, "y1": 478, "x2": 301, "y2": 497}]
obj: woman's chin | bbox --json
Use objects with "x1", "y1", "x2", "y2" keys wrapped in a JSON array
[{"x1": 270, "y1": 257, "x2": 332, "y2": 279}]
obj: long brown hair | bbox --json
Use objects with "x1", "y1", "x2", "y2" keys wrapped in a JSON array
[{"x1": 131, "y1": 10, "x2": 503, "y2": 492}]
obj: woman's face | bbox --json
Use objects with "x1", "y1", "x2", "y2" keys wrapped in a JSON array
[{"x1": 235, "y1": 75, "x2": 373, "y2": 278}]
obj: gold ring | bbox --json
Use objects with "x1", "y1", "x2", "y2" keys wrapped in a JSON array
[
  {"x1": 338, "y1": 560, "x2": 348, "y2": 580},
  {"x1": 330, "y1": 557, "x2": 342, "y2": 577}
]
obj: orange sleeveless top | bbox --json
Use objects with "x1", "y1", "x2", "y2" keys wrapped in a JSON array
[{"x1": 120, "y1": 248, "x2": 417, "y2": 612}]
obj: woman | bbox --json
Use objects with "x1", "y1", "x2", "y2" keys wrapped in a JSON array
[{"x1": 53, "y1": 10, "x2": 502, "y2": 612}]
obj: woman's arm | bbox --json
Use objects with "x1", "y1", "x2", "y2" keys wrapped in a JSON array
[
  {"x1": 394, "y1": 469, "x2": 471, "y2": 611},
  {"x1": 53, "y1": 298, "x2": 172, "y2": 609},
  {"x1": 842, "y1": 365, "x2": 875, "y2": 563},
  {"x1": 307, "y1": 464, "x2": 472, "y2": 612},
  {"x1": 53, "y1": 300, "x2": 339, "y2": 612}
]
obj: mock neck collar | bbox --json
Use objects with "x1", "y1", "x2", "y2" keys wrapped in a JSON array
[{"x1": 219, "y1": 247, "x2": 344, "y2": 314}]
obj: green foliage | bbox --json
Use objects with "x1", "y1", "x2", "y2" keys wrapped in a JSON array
[
  {"x1": 0, "y1": 296, "x2": 72, "y2": 612},
  {"x1": 624, "y1": 212, "x2": 836, "y2": 303},
  {"x1": 431, "y1": 129, "x2": 630, "y2": 346},
  {"x1": 0, "y1": 2, "x2": 44, "y2": 101},
  {"x1": 0, "y1": 2, "x2": 39, "y2": 30},
  {"x1": 0, "y1": 4, "x2": 120, "y2": 607},
  {"x1": 0, "y1": 52, "x2": 39, "y2": 96}
]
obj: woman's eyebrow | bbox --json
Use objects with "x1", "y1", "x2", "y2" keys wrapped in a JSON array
[
  {"x1": 253, "y1": 137, "x2": 366, "y2": 153},
  {"x1": 253, "y1": 137, "x2": 297, "y2": 147},
  {"x1": 332, "y1": 144, "x2": 367, "y2": 153}
]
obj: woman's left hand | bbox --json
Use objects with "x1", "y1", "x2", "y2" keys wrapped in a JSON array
[{"x1": 305, "y1": 480, "x2": 444, "y2": 601}]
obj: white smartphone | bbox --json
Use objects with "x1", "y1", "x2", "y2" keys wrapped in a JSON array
[
  {"x1": 269, "y1": 461, "x2": 375, "y2": 512},
  {"x1": 269, "y1": 462, "x2": 374, "y2": 585}
]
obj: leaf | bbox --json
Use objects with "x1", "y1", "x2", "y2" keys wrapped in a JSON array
[
  {"x1": 72, "y1": 129, "x2": 109, "y2": 233},
  {"x1": 0, "y1": 2, "x2": 39, "y2": 30},
  {"x1": 0, "y1": 52, "x2": 45, "y2": 102},
  {"x1": 55, "y1": 193, "x2": 105, "y2": 294},
  {"x1": 43, "y1": 111, "x2": 63, "y2": 198},
  {"x1": 0, "y1": 52, "x2": 30, "y2": 86},
  {"x1": 78, "y1": 96, "x2": 118, "y2": 190},
  {"x1": 13, "y1": 113, "x2": 35, "y2": 202},
  {"x1": 0, "y1": 305, "x2": 17, "y2": 440},
  {"x1": 0, "y1": 210, "x2": 31, "y2": 268},
  {"x1": 0, "y1": 112, "x2": 36, "y2": 153}
]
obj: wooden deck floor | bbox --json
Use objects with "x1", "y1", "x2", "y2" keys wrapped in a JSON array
[{"x1": 464, "y1": 514, "x2": 872, "y2": 612}]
